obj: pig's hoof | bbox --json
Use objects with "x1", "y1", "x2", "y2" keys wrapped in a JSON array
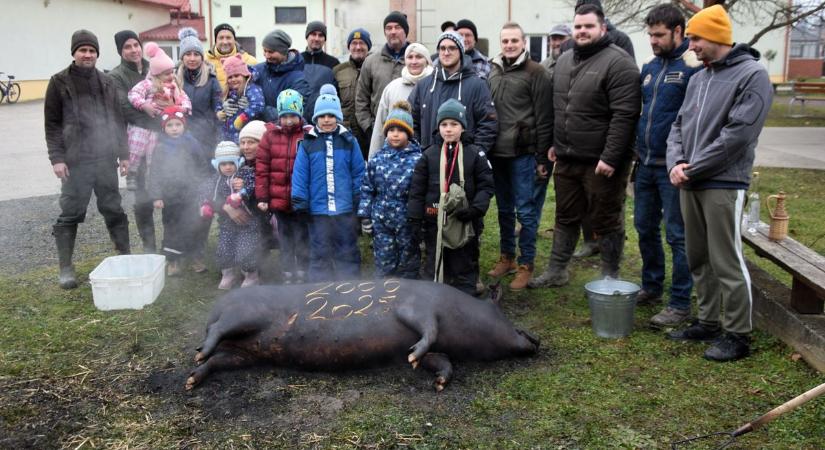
[
  {"x1": 185, "y1": 376, "x2": 197, "y2": 390},
  {"x1": 194, "y1": 352, "x2": 205, "y2": 363},
  {"x1": 433, "y1": 378, "x2": 446, "y2": 392}
]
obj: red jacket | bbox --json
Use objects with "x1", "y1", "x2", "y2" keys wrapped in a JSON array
[{"x1": 255, "y1": 121, "x2": 313, "y2": 211}]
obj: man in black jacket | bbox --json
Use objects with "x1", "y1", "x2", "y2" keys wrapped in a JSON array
[
  {"x1": 45, "y1": 30, "x2": 131, "y2": 289},
  {"x1": 530, "y1": 5, "x2": 640, "y2": 288}
]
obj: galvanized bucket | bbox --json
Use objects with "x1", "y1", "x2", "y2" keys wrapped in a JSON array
[{"x1": 584, "y1": 278, "x2": 640, "y2": 339}]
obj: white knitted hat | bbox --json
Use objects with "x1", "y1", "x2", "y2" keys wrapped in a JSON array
[
  {"x1": 239, "y1": 120, "x2": 267, "y2": 142},
  {"x1": 212, "y1": 141, "x2": 242, "y2": 170}
]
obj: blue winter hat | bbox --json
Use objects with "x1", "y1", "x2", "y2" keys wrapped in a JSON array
[
  {"x1": 347, "y1": 28, "x2": 372, "y2": 51},
  {"x1": 436, "y1": 98, "x2": 467, "y2": 129},
  {"x1": 277, "y1": 89, "x2": 304, "y2": 118},
  {"x1": 312, "y1": 84, "x2": 343, "y2": 123},
  {"x1": 178, "y1": 27, "x2": 204, "y2": 56},
  {"x1": 211, "y1": 141, "x2": 243, "y2": 171}
]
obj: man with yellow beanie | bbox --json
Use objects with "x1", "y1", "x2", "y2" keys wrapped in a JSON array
[{"x1": 665, "y1": 4, "x2": 773, "y2": 362}]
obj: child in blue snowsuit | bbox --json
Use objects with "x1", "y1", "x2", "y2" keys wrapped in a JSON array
[
  {"x1": 358, "y1": 100, "x2": 422, "y2": 278},
  {"x1": 201, "y1": 141, "x2": 261, "y2": 289},
  {"x1": 216, "y1": 54, "x2": 264, "y2": 143},
  {"x1": 291, "y1": 84, "x2": 365, "y2": 282}
]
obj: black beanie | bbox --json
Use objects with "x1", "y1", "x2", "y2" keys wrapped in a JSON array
[
  {"x1": 383, "y1": 11, "x2": 409, "y2": 35},
  {"x1": 455, "y1": 19, "x2": 478, "y2": 41},
  {"x1": 214, "y1": 23, "x2": 236, "y2": 40},
  {"x1": 305, "y1": 21, "x2": 327, "y2": 38},
  {"x1": 71, "y1": 29, "x2": 99, "y2": 55},
  {"x1": 114, "y1": 30, "x2": 140, "y2": 56},
  {"x1": 575, "y1": 0, "x2": 603, "y2": 10}
]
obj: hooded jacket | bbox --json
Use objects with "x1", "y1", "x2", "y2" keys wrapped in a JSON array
[
  {"x1": 253, "y1": 50, "x2": 313, "y2": 123},
  {"x1": 488, "y1": 50, "x2": 554, "y2": 163},
  {"x1": 636, "y1": 40, "x2": 702, "y2": 166},
  {"x1": 666, "y1": 44, "x2": 773, "y2": 190},
  {"x1": 408, "y1": 54, "x2": 498, "y2": 152},
  {"x1": 355, "y1": 43, "x2": 408, "y2": 132},
  {"x1": 552, "y1": 35, "x2": 641, "y2": 168},
  {"x1": 255, "y1": 120, "x2": 313, "y2": 211},
  {"x1": 358, "y1": 140, "x2": 423, "y2": 223}
]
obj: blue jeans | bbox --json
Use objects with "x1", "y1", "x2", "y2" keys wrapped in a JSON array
[
  {"x1": 308, "y1": 213, "x2": 361, "y2": 282},
  {"x1": 533, "y1": 161, "x2": 553, "y2": 225},
  {"x1": 491, "y1": 154, "x2": 538, "y2": 265},
  {"x1": 633, "y1": 164, "x2": 692, "y2": 310}
]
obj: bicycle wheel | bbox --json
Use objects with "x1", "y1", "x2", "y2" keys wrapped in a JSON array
[{"x1": 7, "y1": 83, "x2": 20, "y2": 103}]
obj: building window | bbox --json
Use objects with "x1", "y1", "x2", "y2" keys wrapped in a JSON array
[
  {"x1": 230, "y1": 5, "x2": 242, "y2": 18},
  {"x1": 275, "y1": 7, "x2": 306, "y2": 24}
]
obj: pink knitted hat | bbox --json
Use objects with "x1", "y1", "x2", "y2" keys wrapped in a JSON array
[
  {"x1": 221, "y1": 54, "x2": 251, "y2": 78},
  {"x1": 144, "y1": 42, "x2": 175, "y2": 76}
]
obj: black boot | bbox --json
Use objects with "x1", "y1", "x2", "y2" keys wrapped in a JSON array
[
  {"x1": 598, "y1": 230, "x2": 625, "y2": 279},
  {"x1": 704, "y1": 332, "x2": 751, "y2": 362},
  {"x1": 134, "y1": 204, "x2": 156, "y2": 253},
  {"x1": 53, "y1": 224, "x2": 78, "y2": 289},
  {"x1": 528, "y1": 224, "x2": 578, "y2": 288},
  {"x1": 107, "y1": 219, "x2": 131, "y2": 255}
]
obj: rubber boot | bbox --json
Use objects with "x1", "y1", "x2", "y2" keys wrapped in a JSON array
[
  {"x1": 528, "y1": 224, "x2": 578, "y2": 288},
  {"x1": 218, "y1": 268, "x2": 238, "y2": 290},
  {"x1": 572, "y1": 239, "x2": 600, "y2": 258},
  {"x1": 599, "y1": 230, "x2": 625, "y2": 279},
  {"x1": 107, "y1": 220, "x2": 131, "y2": 255},
  {"x1": 53, "y1": 225, "x2": 78, "y2": 289},
  {"x1": 241, "y1": 270, "x2": 260, "y2": 288}
]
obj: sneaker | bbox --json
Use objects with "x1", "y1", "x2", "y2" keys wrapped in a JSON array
[
  {"x1": 167, "y1": 261, "x2": 182, "y2": 277},
  {"x1": 667, "y1": 319, "x2": 721, "y2": 343},
  {"x1": 509, "y1": 264, "x2": 533, "y2": 291},
  {"x1": 636, "y1": 289, "x2": 663, "y2": 307},
  {"x1": 650, "y1": 306, "x2": 690, "y2": 328},
  {"x1": 190, "y1": 259, "x2": 207, "y2": 273},
  {"x1": 704, "y1": 333, "x2": 751, "y2": 362},
  {"x1": 126, "y1": 174, "x2": 138, "y2": 191},
  {"x1": 487, "y1": 255, "x2": 517, "y2": 278}
]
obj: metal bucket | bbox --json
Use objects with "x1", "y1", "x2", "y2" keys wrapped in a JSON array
[{"x1": 584, "y1": 278, "x2": 640, "y2": 339}]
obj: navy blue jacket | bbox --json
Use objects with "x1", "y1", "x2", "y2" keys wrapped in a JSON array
[
  {"x1": 253, "y1": 50, "x2": 313, "y2": 123},
  {"x1": 636, "y1": 40, "x2": 702, "y2": 166}
]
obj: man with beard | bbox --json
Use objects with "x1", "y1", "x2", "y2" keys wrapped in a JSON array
[
  {"x1": 205, "y1": 23, "x2": 257, "y2": 90},
  {"x1": 254, "y1": 29, "x2": 312, "y2": 123},
  {"x1": 302, "y1": 21, "x2": 338, "y2": 119},
  {"x1": 541, "y1": 24, "x2": 571, "y2": 74},
  {"x1": 529, "y1": 4, "x2": 640, "y2": 288},
  {"x1": 334, "y1": 28, "x2": 372, "y2": 155},
  {"x1": 634, "y1": 4, "x2": 702, "y2": 327}
]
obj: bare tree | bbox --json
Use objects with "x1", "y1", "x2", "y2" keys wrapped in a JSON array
[{"x1": 571, "y1": 0, "x2": 825, "y2": 47}]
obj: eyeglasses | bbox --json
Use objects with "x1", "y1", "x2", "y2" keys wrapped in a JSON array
[{"x1": 438, "y1": 45, "x2": 459, "y2": 53}]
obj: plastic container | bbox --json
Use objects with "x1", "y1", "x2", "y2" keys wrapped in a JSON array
[
  {"x1": 89, "y1": 254, "x2": 166, "y2": 310},
  {"x1": 584, "y1": 278, "x2": 640, "y2": 339}
]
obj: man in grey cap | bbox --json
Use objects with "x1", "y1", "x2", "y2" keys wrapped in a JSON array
[
  {"x1": 301, "y1": 20, "x2": 338, "y2": 119},
  {"x1": 541, "y1": 24, "x2": 571, "y2": 74},
  {"x1": 253, "y1": 29, "x2": 312, "y2": 123},
  {"x1": 45, "y1": 30, "x2": 131, "y2": 289}
]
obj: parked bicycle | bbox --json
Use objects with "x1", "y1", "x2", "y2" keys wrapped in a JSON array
[{"x1": 0, "y1": 72, "x2": 21, "y2": 104}]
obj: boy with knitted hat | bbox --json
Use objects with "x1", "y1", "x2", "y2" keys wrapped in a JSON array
[
  {"x1": 291, "y1": 84, "x2": 365, "y2": 281},
  {"x1": 146, "y1": 106, "x2": 202, "y2": 276},
  {"x1": 126, "y1": 42, "x2": 192, "y2": 190},
  {"x1": 201, "y1": 140, "x2": 262, "y2": 288},
  {"x1": 217, "y1": 54, "x2": 264, "y2": 143},
  {"x1": 358, "y1": 100, "x2": 422, "y2": 278},
  {"x1": 407, "y1": 99, "x2": 494, "y2": 295},
  {"x1": 256, "y1": 90, "x2": 314, "y2": 283}
]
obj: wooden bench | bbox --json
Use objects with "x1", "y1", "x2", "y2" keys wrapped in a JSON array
[
  {"x1": 787, "y1": 82, "x2": 825, "y2": 117},
  {"x1": 742, "y1": 221, "x2": 825, "y2": 314}
]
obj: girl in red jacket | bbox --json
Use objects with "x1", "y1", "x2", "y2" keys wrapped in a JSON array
[{"x1": 255, "y1": 89, "x2": 312, "y2": 284}]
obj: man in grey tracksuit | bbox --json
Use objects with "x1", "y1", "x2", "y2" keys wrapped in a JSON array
[{"x1": 665, "y1": 5, "x2": 773, "y2": 362}]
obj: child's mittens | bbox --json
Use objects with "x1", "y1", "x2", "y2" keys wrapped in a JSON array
[
  {"x1": 233, "y1": 113, "x2": 249, "y2": 130},
  {"x1": 222, "y1": 99, "x2": 239, "y2": 116},
  {"x1": 237, "y1": 96, "x2": 249, "y2": 109},
  {"x1": 226, "y1": 192, "x2": 244, "y2": 208},
  {"x1": 200, "y1": 202, "x2": 214, "y2": 218}
]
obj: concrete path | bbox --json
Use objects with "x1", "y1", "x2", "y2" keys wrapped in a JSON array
[{"x1": 1, "y1": 100, "x2": 823, "y2": 202}]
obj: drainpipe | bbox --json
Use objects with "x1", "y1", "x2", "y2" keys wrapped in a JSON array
[
  {"x1": 508, "y1": 0, "x2": 512, "y2": 22},
  {"x1": 782, "y1": 0, "x2": 790, "y2": 81},
  {"x1": 208, "y1": 0, "x2": 213, "y2": 49}
]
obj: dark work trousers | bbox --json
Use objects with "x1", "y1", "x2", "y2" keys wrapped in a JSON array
[
  {"x1": 273, "y1": 210, "x2": 310, "y2": 276},
  {"x1": 160, "y1": 200, "x2": 197, "y2": 262},
  {"x1": 189, "y1": 215, "x2": 213, "y2": 260},
  {"x1": 56, "y1": 160, "x2": 128, "y2": 230},
  {"x1": 132, "y1": 160, "x2": 156, "y2": 249},
  {"x1": 553, "y1": 159, "x2": 628, "y2": 237},
  {"x1": 307, "y1": 213, "x2": 361, "y2": 282},
  {"x1": 422, "y1": 221, "x2": 480, "y2": 296}
]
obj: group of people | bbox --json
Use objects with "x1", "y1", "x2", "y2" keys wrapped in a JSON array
[{"x1": 45, "y1": 0, "x2": 772, "y2": 362}]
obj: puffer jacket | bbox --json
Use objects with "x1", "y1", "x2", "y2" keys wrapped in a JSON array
[
  {"x1": 358, "y1": 140, "x2": 423, "y2": 222},
  {"x1": 552, "y1": 35, "x2": 641, "y2": 168},
  {"x1": 488, "y1": 51, "x2": 553, "y2": 163},
  {"x1": 666, "y1": 44, "x2": 773, "y2": 190},
  {"x1": 177, "y1": 63, "x2": 222, "y2": 158},
  {"x1": 636, "y1": 40, "x2": 702, "y2": 166},
  {"x1": 217, "y1": 81, "x2": 265, "y2": 143},
  {"x1": 253, "y1": 50, "x2": 313, "y2": 123},
  {"x1": 255, "y1": 120, "x2": 313, "y2": 211},
  {"x1": 205, "y1": 45, "x2": 257, "y2": 90},
  {"x1": 407, "y1": 137, "x2": 495, "y2": 224},
  {"x1": 291, "y1": 124, "x2": 366, "y2": 215},
  {"x1": 355, "y1": 43, "x2": 408, "y2": 132},
  {"x1": 408, "y1": 54, "x2": 498, "y2": 152}
]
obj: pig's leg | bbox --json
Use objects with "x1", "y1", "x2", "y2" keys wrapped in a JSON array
[
  {"x1": 419, "y1": 352, "x2": 453, "y2": 392},
  {"x1": 395, "y1": 304, "x2": 438, "y2": 368},
  {"x1": 185, "y1": 347, "x2": 256, "y2": 390}
]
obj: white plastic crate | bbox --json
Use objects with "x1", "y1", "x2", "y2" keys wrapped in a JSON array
[{"x1": 89, "y1": 254, "x2": 166, "y2": 310}]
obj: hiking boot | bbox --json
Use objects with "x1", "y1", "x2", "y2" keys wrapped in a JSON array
[
  {"x1": 528, "y1": 225, "x2": 577, "y2": 289},
  {"x1": 509, "y1": 264, "x2": 533, "y2": 291},
  {"x1": 54, "y1": 225, "x2": 78, "y2": 289},
  {"x1": 218, "y1": 268, "x2": 238, "y2": 290},
  {"x1": 599, "y1": 231, "x2": 624, "y2": 279},
  {"x1": 487, "y1": 255, "x2": 517, "y2": 277},
  {"x1": 650, "y1": 306, "x2": 691, "y2": 328},
  {"x1": 167, "y1": 260, "x2": 182, "y2": 277},
  {"x1": 573, "y1": 240, "x2": 599, "y2": 258},
  {"x1": 241, "y1": 271, "x2": 260, "y2": 288},
  {"x1": 704, "y1": 333, "x2": 751, "y2": 362},
  {"x1": 636, "y1": 289, "x2": 663, "y2": 306},
  {"x1": 190, "y1": 258, "x2": 207, "y2": 273},
  {"x1": 667, "y1": 320, "x2": 722, "y2": 343}
]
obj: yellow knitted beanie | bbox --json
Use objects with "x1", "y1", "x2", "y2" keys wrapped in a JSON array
[{"x1": 686, "y1": 5, "x2": 733, "y2": 46}]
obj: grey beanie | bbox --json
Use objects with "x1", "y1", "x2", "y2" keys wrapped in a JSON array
[
  {"x1": 71, "y1": 29, "x2": 99, "y2": 55},
  {"x1": 263, "y1": 29, "x2": 292, "y2": 54},
  {"x1": 436, "y1": 31, "x2": 465, "y2": 55},
  {"x1": 305, "y1": 21, "x2": 327, "y2": 38},
  {"x1": 436, "y1": 98, "x2": 468, "y2": 129},
  {"x1": 178, "y1": 27, "x2": 204, "y2": 56}
]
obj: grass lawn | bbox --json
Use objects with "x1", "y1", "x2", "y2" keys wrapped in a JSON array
[
  {"x1": 1, "y1": 167, "x2": 824, "y2": 449},
  {"x1": 766, "y1": 94, "x2": 825, "y2": 127}
]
